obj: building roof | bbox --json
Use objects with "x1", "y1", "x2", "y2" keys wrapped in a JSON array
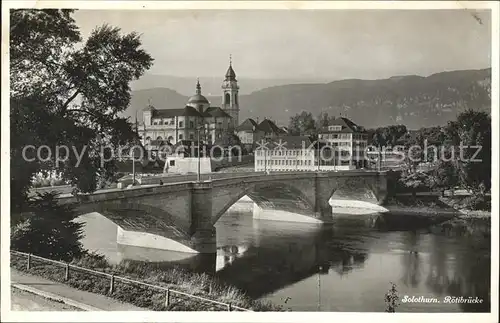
[
  {"x1": 236, "y1": 118, "x2": 260, "y2": 132},
  {"x1": 143, "y1": 105, "x2": 156, "y2": 112},
  {"x1": 204, "y1": 106, "x2": 232, "y2": 118},
  {"x1": 258, "y1": 119, "x2": 286, "y2": 135},
  {"x1": 187, "y1": 79, "x2": 210, "y2": 104},
  {"x1": 318, "y1": 117, "x2": 365, "y2": 133},
  {"x1": 225, "y1": 64, "x2": 236, "y2": 80},
  {"x1": 265, "y1": 136, "x2": 313, "y2": 150},
  {"x1": 187, "y1": 94, "x2": 209, "y2": 104}
]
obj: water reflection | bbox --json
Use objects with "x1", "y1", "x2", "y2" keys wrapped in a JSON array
[
  {"x1": 400, "y1": 231, "x2": 422, "y2": 288},
  {"x1": 116, "y1": 244, "x2": 217, "y2": 274},
  {"x1": 423, "y1": 233, "x2": 491, "y2": 312},
  {"x1": 78, "y1": 206, "x2": 490, "y2": 312}
]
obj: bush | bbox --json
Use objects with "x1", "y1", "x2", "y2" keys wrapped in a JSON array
[
  {"x1": 399, "y1": 171, "x2": 432, "y2": 195},
  {"x1": 462, "y1": 194, "x2": 491, "y2": 211},
  {"x1": 11, "y1": 192, "x2": 85, "y2": 261}
]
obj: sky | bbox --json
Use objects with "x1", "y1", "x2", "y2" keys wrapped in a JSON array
[{"x1": 72, "y1": 9, "x2": 492, "y2": 80}]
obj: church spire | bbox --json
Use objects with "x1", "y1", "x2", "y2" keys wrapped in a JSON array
[
  {"x1": 195, "y1": 78, "x2": 201, "y2": 95},
  {"x1": 225, "y1": 55, "x2": 236, "y2": 81}
]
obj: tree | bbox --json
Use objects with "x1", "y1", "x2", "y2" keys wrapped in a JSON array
[
  {"x1": 315, "y1": 112, "x2": 338, "y2": 130},
  {"x1": 384, "y1": 282, "x2": 400, "y2": 313},
  {"x1": 288, "y1": 112, "x2": 316, "y2": 136},
  {"x1": 385, "y1": 125, "x2": 407, "y2": 147},
  {"x1": 445, "y1": 110, "x2": 491, "y2": 196},
  {"x1": 10, "y1": 9, "x2": 154, "y2": 212},
  {"x1": 11, "y1": 192, "x2": 85, "y2": 261},
  {"x1": 399, "y1": 171, "x2": 431, "y2": 197},
  {"x1": 316, "y1": 112, "x2": 330, "y2": 129},
  {"x1": 367, "y1": 125, "x2": 407, "y2": 148},
  {"x1": 430, "y1": 160, "x2": 459, "y2": 197}
]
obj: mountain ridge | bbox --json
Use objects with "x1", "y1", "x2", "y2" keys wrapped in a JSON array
[{"x1": 126, "y1": 68, "x2": 491, "y2": 130}]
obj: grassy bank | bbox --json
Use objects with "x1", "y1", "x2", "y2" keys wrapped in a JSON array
[{"x1": 10, "y1": 252, "x2": 282, "y2": 311}]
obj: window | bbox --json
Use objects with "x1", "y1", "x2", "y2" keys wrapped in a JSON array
[
  {"x1": 225, "y1": 93, "x2": 230, "y2": 105},
  {"x1": 190, "y1": 121, "x2": 194, "y2": 128},
  {"x1": 179, "y1": 134, "x2": 183, "y2": 140},
  {"x1": 218, "y1": 122, "x2": 222, "y2": 128},
  {"x1": 189, "y1": 133, "x2": 194, "y2": 140},
  {"x1": 170, "y1": 119, "x2": 174, "y2": 125},
  {"x1": 179, "y1": 121, "x2": 184, "y2": 127},
  {"x1": 169, "y1": 160, "x2": 175, "y2": 166},
  {"x1": 328, "y1": 125, "x2": 342, "y2": 131}
]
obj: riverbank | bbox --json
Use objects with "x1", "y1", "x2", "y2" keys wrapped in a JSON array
[
  {"x1": 10, "y1": 251, "x2": 282, "y2": 311},
  {"x1": 377, "y1": 194, "x2": 491, "y2": 234}
]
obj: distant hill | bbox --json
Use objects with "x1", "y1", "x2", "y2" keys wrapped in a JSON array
[
  {"x1": 126, "y1": 68, "x2": 491, "y2": 129},
  {"x1": 130, "y1": 73, "x2": 331, "y2": 95}
]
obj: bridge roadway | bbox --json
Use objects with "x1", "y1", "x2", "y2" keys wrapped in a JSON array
[{"x1": 43, "y1": 170, "x2": 388, "y2": 254}]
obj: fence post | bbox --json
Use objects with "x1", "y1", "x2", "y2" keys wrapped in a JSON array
[
  {"x1": 109, "y1": 274, "x2": 115, "y2": 294},
  {"x1": 165, "y1": 288, "x2": 170, "y2": 308},
  {"x1": 27, "y1": 253, "x2": 31, "y2": 270},
  {"x1": 227, "y1": 303, "x2": 232, "y2": 312},
  {"x1": 65, "y1": 263, "x2": 70, "y2": 280}
]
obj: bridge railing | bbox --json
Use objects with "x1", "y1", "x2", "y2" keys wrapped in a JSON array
[{"x1": 10, "y1": 250, "x2": 251, "y2": 312}]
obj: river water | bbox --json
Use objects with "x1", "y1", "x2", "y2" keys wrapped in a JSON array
[{"x1": 78, "y1": 202, "x2": 490, "y2": 313}]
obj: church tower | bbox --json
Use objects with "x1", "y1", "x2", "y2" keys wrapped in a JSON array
[{"x1": 221, "y1": 55, "x2": 240, "y2": 128}]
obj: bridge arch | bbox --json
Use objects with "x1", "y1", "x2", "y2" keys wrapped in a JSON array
[
  {"x1": 328, "y1": 177, "x2": 380, "y2": 203},
  {"x1": 211, "y1": 181, "x2": 317, "y2": 224},
  {"x1": 74, "y1": 201, "x2": 197, "y2": 252}
]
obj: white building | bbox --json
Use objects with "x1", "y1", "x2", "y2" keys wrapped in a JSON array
[
  {"x1": 254, "y1": 136, "x2": 315, "y2": 172},
  {"x1": 317, "y1": 117, "x2": 369, "y2": 169}
]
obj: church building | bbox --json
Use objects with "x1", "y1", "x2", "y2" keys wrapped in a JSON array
[{"x1": 139, "y1": 58, "x2": 240, "y2": 148}]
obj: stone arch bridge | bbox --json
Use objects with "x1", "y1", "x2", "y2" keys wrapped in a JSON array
[{"x1": 57, "y1": 171, "x2": 387, "y2": 253}]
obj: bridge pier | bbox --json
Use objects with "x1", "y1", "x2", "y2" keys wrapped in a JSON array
[
  {"x1": 190, "y1": 183, "x2": 217, "y2": 253},
  {"x1": 314, "y1": 204, "x2": 334, "y2": 223}
]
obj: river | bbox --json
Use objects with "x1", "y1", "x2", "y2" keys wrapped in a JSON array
[{"x1": 77, "y1": 201, "x2": 490, "y2": 312}]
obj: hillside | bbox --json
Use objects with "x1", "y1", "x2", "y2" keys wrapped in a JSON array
[
  {"x1": 126, "y1": 68, "x2": 491, "y2": 129},
  {"x1": 130, "y1": 74, "x2": 331, "y2": 95}
]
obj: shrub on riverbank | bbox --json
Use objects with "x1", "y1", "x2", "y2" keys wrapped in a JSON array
[
  {"x1": 386, "y1": 195, "x2": 446, "y2": 209},
  {"x1": 10, "y1": 251, "x2": 282, "y2": 311},
  {"x1": 11, "y1": 192, "x2": 85, "y2": 261},
  {"x1": 387, "y1": 194, "x2": 491, "y2": 213}
]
